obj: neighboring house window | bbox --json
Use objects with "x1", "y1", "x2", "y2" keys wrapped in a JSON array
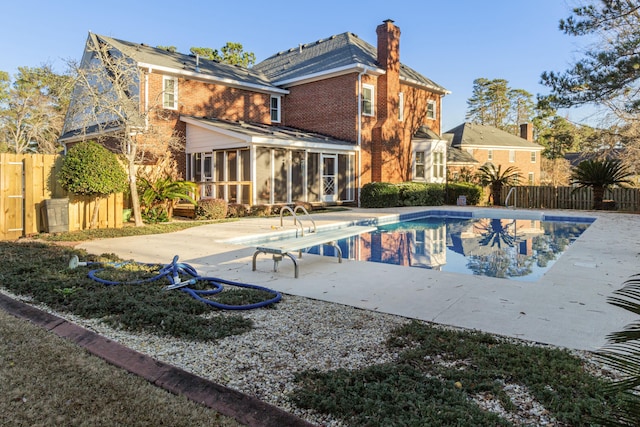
[
  {"x1": 163, "y1": 76, "x2": 178, "y2": 110},
  {"x1": 530, "y1": 151, "x2": 537, "y2": 163},
  {"x1": 426, "y1": 100, "x2": 436, "y2": 119},
  {"x1": 362, "y1": 84, "x2": 374, "y2": 116},
  {"x1": 270, "y1": 96, "x2": 281, "y2": 123},
  {"x1": 398, "y1": 92, "x2": 404, "y2": 121},
  {"x1": 509, "y1": 150, "x2": 515, "y2": 162},
  {"x1": 528, "y1": 172, "x2": 535, "y2": 185},
  {"x1": 487, "y1": 149, "x2": 493, "y2": 161},
  {"x1": 415, "y1": 151, "x2": 425, "y2": 179}
]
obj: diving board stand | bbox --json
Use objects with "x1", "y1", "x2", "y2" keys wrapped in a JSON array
[{"x1": 252, "y1": 226, "x2": 377, "y2": 278}]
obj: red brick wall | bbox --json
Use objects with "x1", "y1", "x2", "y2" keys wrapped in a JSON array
[{"x1": 468, "y1": 148, "x2": 542, "y2": 184}]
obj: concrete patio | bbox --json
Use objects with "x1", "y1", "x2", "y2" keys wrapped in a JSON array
[{"x1": 77, "y1": 206, "x2": 640, "y2": 351}]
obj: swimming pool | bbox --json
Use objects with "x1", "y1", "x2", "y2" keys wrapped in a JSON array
[{"x1": 304, "y1": 210, "x2": 595, "y2": 281}]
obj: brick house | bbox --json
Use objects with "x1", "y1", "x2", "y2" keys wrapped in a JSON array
[
  {"x1": 60, "y1": 20, "x2": 449, "y2": 206},
  {"x1": 445, "y1": 122, "x2": 544, "y2": 185}
]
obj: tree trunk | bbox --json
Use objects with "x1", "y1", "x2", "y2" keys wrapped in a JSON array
[
  {"x1": 593, "y1": 186, "x2": 605, "y2": 210},
  {"x1": 492, "y1": 183, "x2": 503, "y2": 206}
]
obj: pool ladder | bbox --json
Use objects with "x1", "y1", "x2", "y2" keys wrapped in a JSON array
[
  {"x1": 280, "y1": 206, "x2": 316, "y2": 236},
  {"x1": 505, "y1": 187, "x2": 517, "y2": 209}
]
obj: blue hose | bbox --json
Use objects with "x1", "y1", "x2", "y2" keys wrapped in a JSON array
[{"x1": 85, "y1": 255, "x2": 282, "y2": 310}]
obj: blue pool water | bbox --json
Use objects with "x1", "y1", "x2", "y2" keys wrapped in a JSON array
[{"x1": 305, "y1": 212, "x2": 594, "y2": 281}]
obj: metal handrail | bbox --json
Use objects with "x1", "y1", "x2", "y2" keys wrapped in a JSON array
[
  {"x1": 294, "y1": 205, "x2": 317, "y2": 234},
  {"x1": 505, "y1": 187, "x2": 517, "y2": 209},
  {"x1": 279, "y1": 206, "x2": 304, "y2": 236}
]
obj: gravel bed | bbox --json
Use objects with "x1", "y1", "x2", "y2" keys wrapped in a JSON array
[{"x1": 1, "y1": 288, "x2": 618, "y2": 426}]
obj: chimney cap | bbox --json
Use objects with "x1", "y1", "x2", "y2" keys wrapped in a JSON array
[{"x1": 383, "y1": 19, "x2": 395, "y2": 23}]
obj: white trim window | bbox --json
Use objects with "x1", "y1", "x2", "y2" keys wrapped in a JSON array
[
  {"x1": 415, "y1": 151, "x2": 425, "y2": 179},
  {"x1": 530, "y1": 151, "x2": 537, "y2": 163},
  {"x1": 487, "y1": 149, "x2": 493, "y2": 161},
  {"x1": 270, "y1": 96, "x2": 281, "y2": 123},
  {"x1": 433, "y1": 150, "x2": 445, "y2": 179},
  {"x1": 426, "y1": 100, "x2": 436, "y2": 119},
  {"x1": 398, "y1": 92, "x2": 404, "y2": 121},
  {"x1": 362, "y1": 84, "x2": 374, "y2": 116},
  {"x1": 528, "y1": 172, "x2": 535, "y2": 185},
  {"x1": 162, "y1": 76, "x2": 178, "y2": 110},
  {"x1": 509, "y1": 150, "x2": 515, "y2": 162}
]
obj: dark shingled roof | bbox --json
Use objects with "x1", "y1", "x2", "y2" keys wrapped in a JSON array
[
  {"x1": 446, "y1": 122, "x2": 543, "y2": 150},
  {"x1": 92, "y1": 33, "x2": 283, "y2": 93},
  {"x1": 253, "y1": 32, "x2": 448, "y2": 93}
]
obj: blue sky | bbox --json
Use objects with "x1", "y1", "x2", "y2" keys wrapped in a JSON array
[{"x1": 1, "y1": 0, "x2": 592, "y2": 131}]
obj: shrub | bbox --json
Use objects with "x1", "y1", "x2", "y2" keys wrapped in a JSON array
[
  {"x1": 250, "y1": 204, "x2": 272, "y2": 217},
  {"x1": 195, "y1": 198, "x2": 227, "y2": 220},
  {"x1": 361, "y1": 182, "x2": 400, "y2": 208},
  {"x1": 446, "y1": 182, "x2": 483, "y2": 206},
  {"x1": 227, "y1": 203, "x2": 249, "y2": 218},
  {"x1": 397, "y1": 183, "x2": 445, "y2": 206},
  {"x1": 138, "y1": 176, "x2": 196, "y2": 221}
]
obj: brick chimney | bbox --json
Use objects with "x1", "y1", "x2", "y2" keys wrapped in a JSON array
[
  {"x1": 371, "y1": 19, "x2": 401, "y2": 182},
  {"x1": 520, "y1": 123, "x2": 533, "y2": 141},
  {"x1": 375, "y1": 19, "x2": 401, "y2": 123}
]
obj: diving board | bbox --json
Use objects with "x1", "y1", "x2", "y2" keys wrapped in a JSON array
[{"x1": 252, "y1": 225, "x2": 377, "y2": 278}]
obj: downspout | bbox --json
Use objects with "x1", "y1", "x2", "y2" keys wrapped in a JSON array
[{"x1": 357, "y1": 66, "x2": 371, "y2": 207}]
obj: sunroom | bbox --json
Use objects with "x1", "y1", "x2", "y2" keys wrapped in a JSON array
[{"x1": 181, "y1": 116, "x2": 358, "y2": 206}]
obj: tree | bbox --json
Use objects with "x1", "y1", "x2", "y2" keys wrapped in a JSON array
[
  {"x1": 0, "y1": 65, "x2": 72, "y2": 153},
  {"x1": 65, "y1": 35, "x2": 183, "y2": 227},
  {"x1": 570, "y1": 159, "x2": 633, "y2": 209},
  {"x1": 190, "y1": 42, "x2": 256, "y2": 67},
  {"x1": 476, "y1": 163, "x2": 521, "y2": 206},
  {"x1": 541, "y1": 1, "x2": 640, "y2": 117},
  {"x1": 466, "y1": 78, "x2": 534, "y2": 134},
  {"x1": 58, "y1": 141, "x2": 127, "y2": 228},
  {"x1": 595, "y1": 273, "x2": 640, "y2": 426}
]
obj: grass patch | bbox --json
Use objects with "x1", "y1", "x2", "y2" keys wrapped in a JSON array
[
  {"x1": 291, "y1": 321, "x2": 630, "y2": 426},
  {"x1": 0, "y1": 310, "x2": 241, "y2": 427},
  {"x1": 42, "y1": 219, "x2": 231, "y2": 242},
  {"x1": 0, "y1": 241, "x2": 279, "y2": 341}
]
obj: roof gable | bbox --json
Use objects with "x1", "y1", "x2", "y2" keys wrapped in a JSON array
[
  {"x1": 445, "y1": 122, "x2": 543, "y2": 150},
  {"x1": 253, "y1": 32, "x2": 447, "y2": 93},
  {"x1": 91, "y1": 33, "x2": 285, "y2": 94}
]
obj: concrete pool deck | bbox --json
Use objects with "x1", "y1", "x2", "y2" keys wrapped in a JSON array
[{"x1": 77, "y1": 206, "x2": 640, "y2": 352}]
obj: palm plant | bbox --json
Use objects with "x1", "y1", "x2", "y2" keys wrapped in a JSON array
[
  {"x1": 595, "y1": 274, "x2": 640, "y2": 426},
  {"x1": 570, "y1": 159, "x2": 633, "y2": 210},
  {"x1": 475, "y1": 163, "x2": 521, "y2": 206},
  {"x1": 138, "y1": 176, "x2": 197, "y2": 221}
]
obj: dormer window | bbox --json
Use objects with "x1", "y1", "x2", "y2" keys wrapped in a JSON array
[
  {"x1": 270, "y1": 96, "x2": 281, "y2": 123},
  {"x1": 362, "y1": 84, "x2": 374, "y2": 116},
  {"x1": 163, "y1": 76, "x2": 178, "y2": 110}
]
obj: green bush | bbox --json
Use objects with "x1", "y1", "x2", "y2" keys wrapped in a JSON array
[
  {"x1": 397, "y1": 183, "x2": 445, "y2": 206},
  {"x1": 445, "y1": 182, "x2": 483, "y2": 205},
  {"x1": 58, "y1": 141, "x2": 127, "y2": 197},
  {"x1": 361, "y1": 182, "x2": 400, "y2": 208},
  {"x1": 195, "y1": 198, "x2": 227, "y2": 220},
  {"x1": 226, "y1": 203, "x2": 249, "y2": 218}
]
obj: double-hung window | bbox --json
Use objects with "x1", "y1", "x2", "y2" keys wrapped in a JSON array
[
  {"x1": 509, "y1": 150, "x2": 515, "y2": 162},
  {"x1": 362, "y1": 84, "x2": 374, "y2": 116},
  {"x1": 433, "y1": 151, "x2": 444, "y2": 179},
  {"x1": 270, "y1": 96, "x2": 281, "y2": 123},
  {"x1": 530, "y1": 151, "x2": 537, "y2": 163},
  {"x1": 398, "y1": 92, "x2": 404, "y2": 121},
  {"x1": 163, "y1": 76, "x2": 178, "y2": 110},
  {"x1": 415, "y1": 152, "x2": 425, "y2": 179},
  {"x1": 426, "y1": 100, "x2": 436, "y2": 119}
]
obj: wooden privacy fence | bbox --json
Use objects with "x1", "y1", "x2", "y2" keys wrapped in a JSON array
[
  {"x1": 501, "y1": 185, "x2": 640, "y2": 211},
  {"x1": 0, "y1": 153, "x2": 123, "y2": 241}
]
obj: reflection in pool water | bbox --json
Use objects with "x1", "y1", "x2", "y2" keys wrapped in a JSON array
[{"x1": 307, "y1": 217, "x2": 591, "y2": 281}]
